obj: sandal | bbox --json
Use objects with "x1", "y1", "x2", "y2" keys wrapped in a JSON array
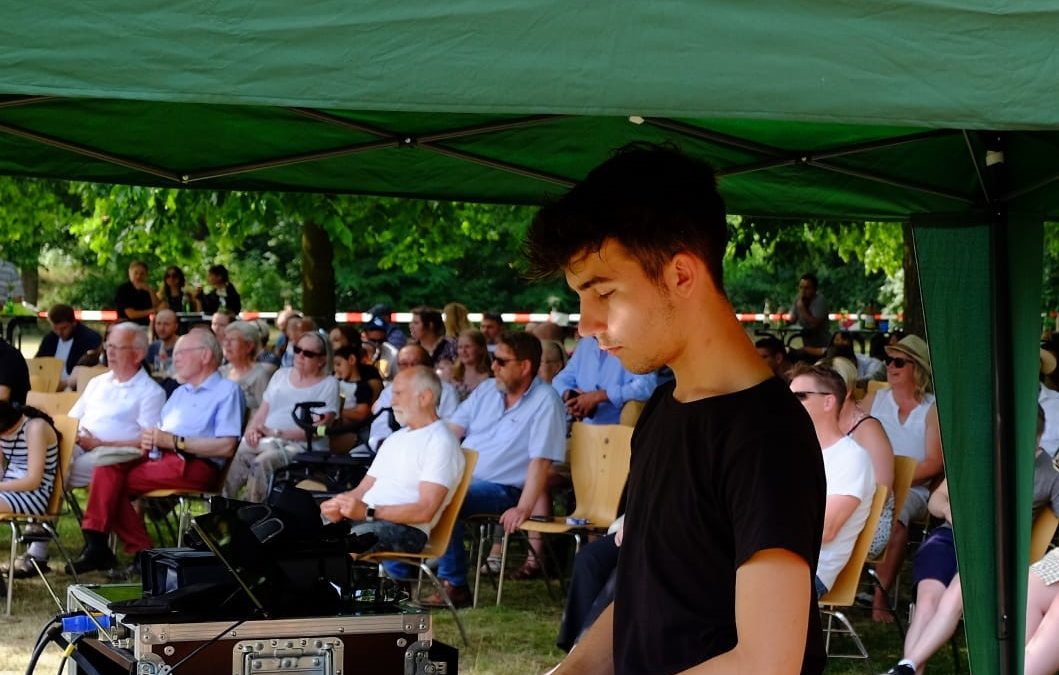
[{"x1": 508, "y1": 561, "x2": 543, "y2": 580}]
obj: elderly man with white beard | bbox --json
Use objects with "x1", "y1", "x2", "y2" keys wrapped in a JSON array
[{"x1": 320, "y1": 366, "x2": 464, "y2": 563}]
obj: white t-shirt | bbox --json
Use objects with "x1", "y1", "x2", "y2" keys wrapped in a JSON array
[
  {"x1": 68, "y1": 369, "x2": 166, "y2": 442},
  {"x1": 54, "y1": 338, "x2": 74, "y2": 378},
  {"x1": 262, "y1": 368, "x2": 339, "y2": 431},
  {"x1": 362, "y1": 420, "x2": 464, "y2": 536},
  {"x1": 817, "y1": 436, "x2": 876, "y2": 591}
]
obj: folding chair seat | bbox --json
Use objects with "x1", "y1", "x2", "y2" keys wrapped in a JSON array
[
  {"x1": 26, "y1": 391, "x2": 81, "y2": 417},
  {"x1": 28, "y1": 357, "x2": 63, "y2": 393},
  {"x1": 864, "y1": 455, "x2": 918, "y2": 633}
]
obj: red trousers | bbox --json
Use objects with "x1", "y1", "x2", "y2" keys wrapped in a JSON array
[{"x1": 81, "y1": 452, "x2": 218, "y2": 555}]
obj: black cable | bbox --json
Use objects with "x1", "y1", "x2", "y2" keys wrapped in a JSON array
[
  {"x1": 167, "y1": 617, "x2": 248, "y2": 674},
  {"x1": 24, "y1": 623, "x2": 61, "y2": 675}
]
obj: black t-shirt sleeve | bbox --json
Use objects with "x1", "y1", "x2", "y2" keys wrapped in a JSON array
[
  {"x1": 722, "y1": 405, "x2": 825, "y2": 569},
  {"x1": 353, "y1": 380, "x2": 373, "y2": 405},
  {"x1": 226, "y1": 283, "x2": 241, "y2": 315},
  {"x1": 0, "y1": 343, "x2": 30, "y2": 405},
  {"x1": 357, "y1": 363, "x2": 383, "y2": 383}
]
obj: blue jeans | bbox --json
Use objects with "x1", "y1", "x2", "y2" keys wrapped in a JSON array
[{"x1": 423, "y1": 479, "x2": 522, "y2": 588}]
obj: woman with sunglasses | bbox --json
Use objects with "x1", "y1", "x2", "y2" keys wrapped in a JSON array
[
  {"x1": 225, "y1": 331, "x2": 339, "y2": 502},
  {"x1": 860, "y1": 334, "x2": 943, "y2": 623},
  {"x1": 157, "y1": 265, "x2": 198, "y2": 313}
]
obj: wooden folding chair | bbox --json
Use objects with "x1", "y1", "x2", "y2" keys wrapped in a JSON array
[
  {"x1": 140, "y1": 454, "x2": 237, "y2": 548},
  {"x1": 866, "y1": 380, "x2": 890, "y2": 397},
  {"x1": 1031, "y1": 507, "x2": 1059, "y2": 562},
  {"x1": 619, "y1": 400, "x2": 645, "y2": 427},
  {"x1": 820, "y1": 484, "x2": 889, "y2": 658},
  {"x1": 864, "y1": 455, "x2": 917, "y2": 634},
  {"x1": 1, "y1": 414, "x2": 80, "y2": 615},
  {"x1": 28, "y1": 357, "x2": 63, "y2": 393},
  {"x1": 26, "y1": 391, "x2": 81, "y2": 417},
  {"x1": 74, "y1": 365, "x2": 108, "y2": 392},
  {"x1": 358, "y1": 450, "x2": 478, "y2": 646},
  {"x1": 475, "y1": 423, "x2": 632, "y2": 607}
]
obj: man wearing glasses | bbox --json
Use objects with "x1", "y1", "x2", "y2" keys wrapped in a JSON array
[
  {"x1": 418, "y1": 331, "x2": 565, "y2": 608},
  {"x1": 368, "y1": 345, "x2": 459, "y2": 451},
  {"x1": 69, "y1": 329, "x2": 242, "y2": 576}
]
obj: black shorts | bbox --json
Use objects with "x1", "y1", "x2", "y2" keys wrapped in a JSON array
[{"x1": 912, "y1": 526, "x2": 957, "y2": 587}]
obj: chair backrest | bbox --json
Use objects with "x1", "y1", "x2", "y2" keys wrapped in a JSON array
[
  {"x1": 423, "y1": 450, "x2": 478, "y2": 556},
  {"x1": 567, "y1": 422, "x2": 634, "y2": 527},
  {"x1": 26, "y1": 391, "x2": 81, "y2": 418},
  {"x1": 866, "y1": 380, "x2": 890, "y2": 396},
  {"x1": 619, "y1": 400, "x2": 646, "y2": 427},
  {"x1": 28, "y1": 357, "x2": 63, "y2": 392},
  {"x1": 821, "y1": 485, "x2": 888, "y2": 607},
  {"x1": 75, "y1": 365, "x2": 109, "y2": 392},
  {"x1": 1031, "y1": 507, "x2": 1059, "y2": 562},
  {"x1": 47, "y1": 415, "x2": 79, "y2": 517},
  {"x1": 890, "y1": 456, "x2": 919, "y2": 530}
]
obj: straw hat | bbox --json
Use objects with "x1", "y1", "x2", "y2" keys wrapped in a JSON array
[
  {"x1": 1041, "y1": 348, "x2": 1057, "y2": 376},
  {"x1": 884, "y1": 334, "x2": 931, "y2": 376}
]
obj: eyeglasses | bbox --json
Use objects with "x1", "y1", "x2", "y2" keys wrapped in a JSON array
[
  {"x1": 884, "y1": 356, "x2": 910, "y2": 368},
  {"x1": 791, "y1": 391, "x2": 832, "y2": 401},
  {"x1": 172, "y1": 346, "x2": 207, "y2": 357},
  {"x1": 293, "y1": 345, "x2": 325, "y2": 358},
  {"x1": 492, "y1": 355, "x2": 523, "y2": 367}
]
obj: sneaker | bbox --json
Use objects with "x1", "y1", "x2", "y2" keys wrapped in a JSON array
[
  {"x1": 64, "y1": 547, "x2": 118, "y2": 575},
  {"x1": 479, "y1": 555, "x2": 502, "y2": 576},
  {"x1": 881, "y1": 664, "x2": 916, "y2": 675},
  {"x1": 0, "y1": 554, "x2": 50, "y2": 579},
  {"x1": 418, "y1": 580, "x2": 472, "y2": 609}
]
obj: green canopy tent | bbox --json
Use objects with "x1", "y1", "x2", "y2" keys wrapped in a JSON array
[{"x1": 2, "y1": 2, "x2": 1057, "y2": 671}]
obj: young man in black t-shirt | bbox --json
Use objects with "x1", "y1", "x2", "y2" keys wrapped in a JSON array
[{"x1": 528, "y1": 144, "x2": 827, "y2": 674}]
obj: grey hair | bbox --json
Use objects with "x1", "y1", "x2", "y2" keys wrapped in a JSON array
[
  {"x1": 195, "y1": 328, "x2": 224, "y2": 366},
  {"x1": 298, "y1": 330, "x2": 333, "y2": 375},
  {"x1": 403, "y1": 365, "x2": 442, "y2": 409},
  {"x1": 225, "y1": 321, "x2": 261, "y2": 356},
  {"x1": 110, "y1": 321, "x2": 149, "y2": 351}
]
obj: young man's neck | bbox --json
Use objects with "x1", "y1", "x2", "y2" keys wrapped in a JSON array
[{"x1": 815, "y1": 423, "x2": 845, "y2": 450}]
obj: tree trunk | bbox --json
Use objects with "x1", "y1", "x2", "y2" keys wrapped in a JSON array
[
  {"x1": 301, "y1": 220, "x2": 335, "y2": 329},
  {"x1": 21, "y1": 264, "x2": 38, "y2": 306},
  {"x1": 902, "y1": 221, "x2": 926, "y2": 338}
]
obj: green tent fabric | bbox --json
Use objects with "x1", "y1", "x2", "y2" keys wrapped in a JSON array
[{"x1": 3, "y1": 3, "x2": 1058, "y2": 671}]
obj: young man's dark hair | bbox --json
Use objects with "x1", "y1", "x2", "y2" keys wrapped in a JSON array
[
  {"x1": 333, "y1": 345, "x2": 360, "y2": 362},
  {"x1": 496, "y1": 330, "x2": 543, "y2": 374},
  {"x1": 411, "y1": 306, "x2": 445, "y2": 336},
  {"x1": 47, "y1": 303, "x2": 76, "y2": 325},
  {"x1": 208, "y1": 264, "x2": 230, "y2": 282},
  {"x1": 754, "y1": 336, "x2": 786, "y2": 358},
  {"x1": 800, "y1": 272, "x2": 819, "y2": 288},
  {"x1": 526, "y1": 143, "x2": 729, "y2": 291},
  {"x1": 481, "y1": 311, "x2": 504, "y2": 325}
]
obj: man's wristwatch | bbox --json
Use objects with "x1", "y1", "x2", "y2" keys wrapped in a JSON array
[
  {"x1": 175, "y1": 436, "x2": 187, "y2": 452},
  {"x1": 365, "y1": 505, "x2": 376, "y2": 522}
]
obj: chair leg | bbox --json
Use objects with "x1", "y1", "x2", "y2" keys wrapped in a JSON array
[
  {"x1": 176, "y1": 497, "x2": 191, "y2": 548},
  {"x1": 43, "y1": 522, "x2": 79, "y2": 585},
  {"x1": 64, "y1": 488, "x2": 84, "y2": 524},
  {"x1": 473, "y1": 522, "x2": 487, "y2": 609},
  {"x1": 867, "y1": 568, "x2": 906, "y2": 636},
  {"x1": 820, "y1": 608, "x2": 868, "y2": 659},
  {"x1": 518, "y1": 531, "x2": 557, "y2": 601},
  {"x1": 418, "y1": 562, "x2": 469, "y2": 647},
  {"x1": 6, "y1": 522, "x2": 17, "y2": 616},
  {"x1": 496, "y1": 530, "x2": 510, "y2": 607}
]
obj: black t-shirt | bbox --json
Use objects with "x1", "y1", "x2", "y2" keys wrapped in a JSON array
[
  {"x1": 614, "y1": 377, "x2": 826, "y2": 675},
  {"x1": 0, "y1": 339, "x2": 30, "y2": 406},
  {"x1": 115, "y1": 281, "x2": 154, "y2": 325}
]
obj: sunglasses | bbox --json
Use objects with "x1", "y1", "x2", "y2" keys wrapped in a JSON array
[
  {"x1": 492, "y1": 355, "x2": 523, "y2": 367},
  {"x1": 293, "y1": 345, "x2": 325, "y2": 358},
  {"x1": 791, "y1": 391, "x2": 832, "y2": 401},
  {"x1": 884, "y1": 356, "x2": 911, "y2": 368}
]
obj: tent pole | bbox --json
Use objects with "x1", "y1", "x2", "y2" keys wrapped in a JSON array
[{"x1": 985, "y1": 130, "x2": 1016, "y2": 675}]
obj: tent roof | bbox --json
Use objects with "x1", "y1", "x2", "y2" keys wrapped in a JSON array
[{"x1": 3, "y1": 2, "x2": 1059, "y2": 217}]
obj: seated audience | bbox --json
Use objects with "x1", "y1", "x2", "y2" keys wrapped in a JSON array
[
  {"x1": 35, "y1": 303, "x2": 102, "y2": 389},
  {"x1": 328, "y1": 329, "x2": 382, "y2": 402},
  {"x1": 68, "y1": 329, "x2": 242, "y2": 575},
  {"x1": 220, "y1": 321, "x2": 275, "y2": 418},
  {"x1": 329, "y1": 346, "x2": 379, "y2": 450},
  {"x1": 320, "y1": 366, "x2": 464, "y2": 573},
  {"x1": 210, "y1": 308, "x2": 235, "y2": 344},
  {"x1": 789, "y1": 363, "x2": 875, "y2": 596},
  {"x1": 279, "y1": 313, "x2": 306, "y2": 367},
  {"x1": 195, "y1": 264, "x2": 241, "y2": 315},
  {"x1": 1038, "y1": 348, "x2": 1059, "y2": 457},
  {"x1": 862, "y1": 334, "x2": 943, "y2": 623},
  {"x1": 146, "y1": 308, "x2": 179, "y2": 377},
  {"x1": 826, "y1": 330, "x2": 885, "y2": 383},
  {"x1": 115, "y1": 261, "x2": 154, "y2": 326},
  {"x1": 819, "y1": 356, "x2": 895, "y2": 558},
  {"x1": 369, "y1": 345, "x2": 459, "y2": 450},
  {"x1": 755, "y1": 336, "x2": 794, "y2": 379},
  {"x1": 420, "y1": 331, "x2": 565, "y2": 608},
  {"x1": 329, "y1": 324, "x2": 361, "y2": 353},
  {"x1": 883, "y1": 403, "x2": 1059, "y2": 674},
  {"x1": 551, "y1": 335, "x2": 657, "y2": 425},
  {"x1": 367, "y1": 303, "x2": 407, "y2": 349},
  {"x1": 449, "y1": 329, "x2": 492, "y2": 401},
  {"x1": 410, "y1": 306, "x2": 457, "y2": 368},
  {"x1": 362, "y1": 314, "x2": 400, "y2": 380},
  {"x1": 226, "y1": 330, "x2": 339, "y2": 502},
  {"x1": 254, "y1": 318, "x2": 282, "y2": 369},
  {"x1": 532, "y1": 322, "x2": 565, "y2": 344}
]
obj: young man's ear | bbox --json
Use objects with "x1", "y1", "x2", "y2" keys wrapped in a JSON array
[{"x1": 666, "y1": 252, "x2": 703, "y2": 299}]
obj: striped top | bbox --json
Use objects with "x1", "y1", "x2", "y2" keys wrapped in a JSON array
[{"x1": 0, "y1": 417, "x2": 58, "y2": 516}]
